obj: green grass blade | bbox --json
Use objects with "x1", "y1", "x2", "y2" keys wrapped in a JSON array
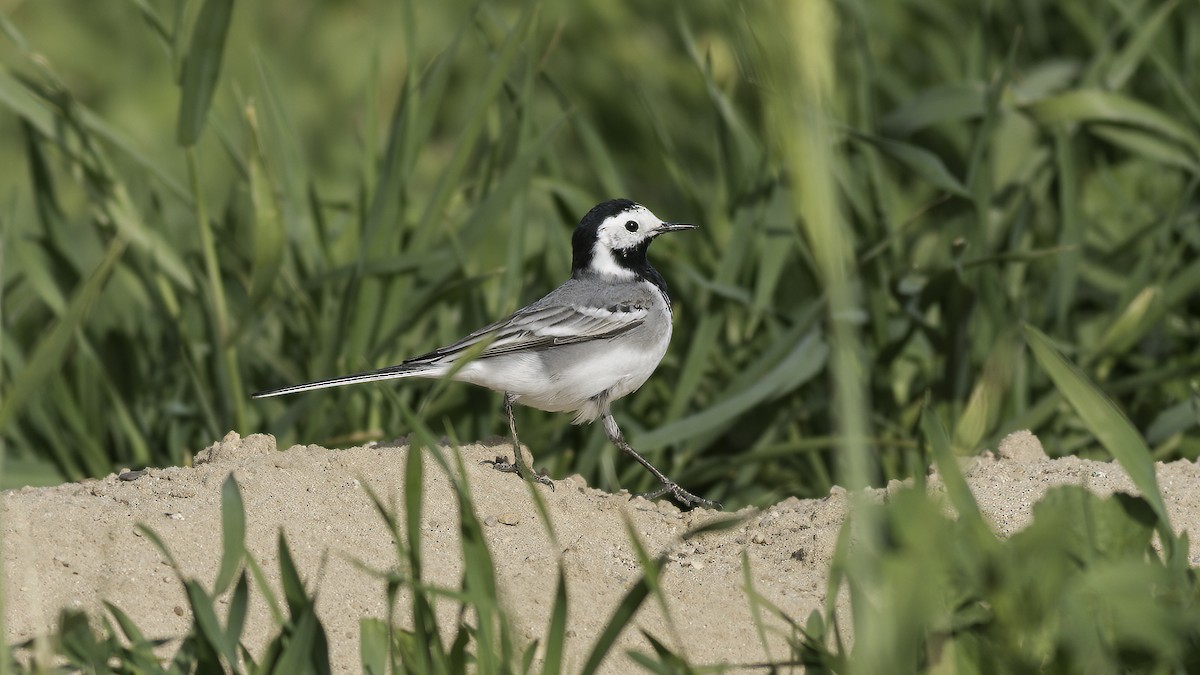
[
  {"x1": 270, "y1": 605, "x2": 318, "y2": 675},
  {"x1": 953, "y1": 331, "x2": 1018, "y2": 452},
  {"x1": 135, "y1": 523, "x2": 181, "y2": 572},
  {"x1": 639, "y1": 328, "x2": 827, "y2": 449},
  {"x1": 1104, "y1": 0, "x2": 1179, "y2": 90},
  {"x1": 76, "y1": 106, "x2": 191, "y2": 202},
  {"x1": 176, "y1": 0, "x2": 234, "y2": 146},
  {"x1": 1089, "y1": 124, "x2": 1199, "y2": 173},
  {"x1": 102, "y1": 601, "x2": 148, "y2": 645},
  {"x1": 1025, "y1": 89, "x2": 1200, "y2": 154},
  {"x1": 0, "y1": 235, "x2": 126, "y2": 432},
  {"x1": 620, "y1": 516, "x2": 683, "y2": 657},
  {"x1": 570, "y1": 114, "x2": 626, "y2": 197},
  {"x1": 410, "y1": 0, "x2": 537, "y2": 246},
  {"x1": 849, "y1": 131, "x2": 969, "y2": 197},
  {"x1": 402, "y1": 438, "x2": 437, "y2": 664},
  {"x1": 359, "y1": 618, "x2": 388, "y2": 675},
  {"x1": 922, "y1": 403, "x2": 987, "y2": 534},
  {"x1": 185, "y1": 146, "x2": 243, "y2": 430},
  {"x1": 0, "y1": 68, "x2": 57, "y2": 134},
  {"x1": 276, "y1": 531, "x2": 307, "y2": 620},
  {"x1": 391, "y1": 416, "x2": 448, "y2": 671},
  {"x1": 243, "y1": 103, "x2": 287, "y2": 319},
  {"x1": 578, "y1": 570, "x2": 653, "y2": 675},
  {"x1": 226, "y1": 572, "x2": 250, "y2": 648},
  {"x1": 56, "y1": 609, "x2": 109, "y2": 672},
  {"x1": 578, "y1": 516, "x2": 740, "y2": 675},
  {"x1": 104, "y1": 178, "x2": 195, "y2": 292},
  {"x1": 1053, "y1": 128, "x2": 1081, "y2": 333},
  {"x1": 1092, "y1": 286, "x2": 1161, "y2": 357},
  {"x1": 214, "y1": 474, "x2": 246, "y2": 595},
  {"x1": 879, "y1": 82, "x2": 986, "y2": 136},
  {"x1": 184, "y1": 579, "x2": 239, "y2": 671},
  {"x1": 244, "y1": 555, "x2": 284, "y2": 627},
  {"x1": 449, "y1": 443, "x2": 509, "y2": 670},
  {"x1": 1022, "y1": 323, "x2": 1173, "y2": 549},
  {"x1": 741, "y1": 551, "x2": 775, "y2": 664},
  {"x1": 539, "y1": 565, "x2": 568, "y2": 675},
  {"x1": 665, "y1": 207, "x2": 758, "y2": 421}
]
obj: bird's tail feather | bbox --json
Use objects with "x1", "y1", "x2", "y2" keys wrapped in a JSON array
[{"x1": 252, "y1": 363, "x2": 440, "y2": 399}]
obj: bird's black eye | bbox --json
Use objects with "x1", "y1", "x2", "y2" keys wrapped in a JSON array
[{"x1": 625, "y1": 220, "x2": 639, "y2": 232}]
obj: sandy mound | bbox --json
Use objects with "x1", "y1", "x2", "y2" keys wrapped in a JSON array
[{"x1": 5, "y1": 431, "x2": 1199, "y2": 671}]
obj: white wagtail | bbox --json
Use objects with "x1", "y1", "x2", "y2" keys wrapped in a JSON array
[{"x1": 253, "y1": 199, "x2": 715, "y2": 508}]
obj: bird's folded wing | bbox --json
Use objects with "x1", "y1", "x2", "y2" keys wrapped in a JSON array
[{"x1": 406, "y1": 302, "x2": 649, "y2": 364}]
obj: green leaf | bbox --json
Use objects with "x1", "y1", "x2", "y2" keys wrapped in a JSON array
[
  {"x1": 176, "y1": 0, "x2": 234, "y2": 146},
  {"x1": 1030, "y1": 486, "x2": 1156, "y2": 561},
  {"x1": 276, "y1": 531, "x2": 307, "y2": 620},
  {"x1": 922, "y1": 404, "x2": 988, "y2": 535},
  {"x1": 579, "y1": 569, "x2": 653, "y2": 675},
  {"x1": 1092, "y1": 285, "x2": 1161, "y2": 357},
  {"x1": 0, "y1": 68, "x2": 56, "y2": 134},
  {"x1": 1104, "y1": 0, "x2": 1178, "y2": 90},
  {"x1": 226, "y1": 572, "x2": 250, "y2": 649},
  {"x1": 1088, "y1": 124, "x2": 1199, "y2": 173},
  {"x1": 953, "y1": 333, "x2": 1018, "y2": 452},
  {"x1": 102, "y1": 601, "x2": 148, "y2": 645},
  {"x1": 409, "y1": 0, "x2": 538, "y2": 247},
  {"x1": 1146, "y1": 397, "x2": 1200, "y2": 445},
  {"x1": 640, "y1": 328, "x2": 827, "y2": 449},
  {"x1": 214, "y1": 474, "x2": 246, "y2": 595},
  {"x1": 244, "y1": 103, "x2": 287, "y2": 318},
  {"x1": 270, "y1": 605, "x2": 318, "y2": 675},
  {"x1": 0, "y1": 235, "x2": 126, "y2": 433},
  {"x1": 134, "y1": 523, "x2": 181, "y2": 572},
  {"x1": 404, "y1": 441, "x2": 424, "y2": 580},
  {"x1": 850, "y1": 131, "x2": 970, "y2": 197},
  {"x1": 244, "y1": 554, "x2": 285, "y2": 627},
  {"x1": 57, "y1": 609, "x2": 108, "y2": 671},
  {"x1": 539, "y1": 565, "x2": 568, "y2": 675},
  {"x1": 1022, "y1": 324, "x2": 1173, "y2": 549},
  {"x1": 1052, "y1": 128, "x2": 1082, "y2": 332},
  {"x1": 880, "y1": 82, "x2": 986, "y2": 136},
  {"x1": 1025, "y1": 89, "x2": 1200, "y2": 154},
  {"x1": 184, "y1": 579, "x2": 239, "y2": 670},
  {"x1": 360, "y1": 618, "x2": 389, "y2": 675}
]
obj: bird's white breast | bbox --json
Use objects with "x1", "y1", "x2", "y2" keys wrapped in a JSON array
[{"x1": 453, "y1": 283, "x2": 674, "y2": 423}]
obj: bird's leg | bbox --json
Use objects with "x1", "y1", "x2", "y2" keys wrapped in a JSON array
[
  {"x1": 601, "y1": 412, "x2": 719, "y2": 509},
  {"x1": 482, "y1": 392, "x2": 554, "y2": 490}
]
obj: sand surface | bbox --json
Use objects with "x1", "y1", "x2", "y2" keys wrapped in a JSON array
[{"x1": 5, "y1": 430, "x2": 1200, "y2": 671}]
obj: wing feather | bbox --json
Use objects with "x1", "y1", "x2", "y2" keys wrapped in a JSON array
[{"x1": 404, "y1": 300, "x2": 648, "y2": 365}]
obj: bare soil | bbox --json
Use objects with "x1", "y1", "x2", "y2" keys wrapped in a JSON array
[{"x1": 5, "y1": 430, "x2": 1199, "y2": 672}]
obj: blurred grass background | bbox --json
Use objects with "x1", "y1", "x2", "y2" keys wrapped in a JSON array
[{"x1": 1, "y1": 0, "x2": 1198, "y2": 509}]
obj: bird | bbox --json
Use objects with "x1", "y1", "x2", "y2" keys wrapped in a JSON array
[{"x1": 252, "y1": 199, "x2": 716, "y2": 508}]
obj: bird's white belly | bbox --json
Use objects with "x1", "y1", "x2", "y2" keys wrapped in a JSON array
[{"x1": 453, "y1": 324, "x2": 672, "y2": 422}]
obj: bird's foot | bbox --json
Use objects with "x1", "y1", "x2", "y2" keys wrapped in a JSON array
[
  {"x1": 480, "y1": 456, "x2": 555, "y2": 491},
  {"x1": 637, "y1": 481, "x2": 721, "y2": 510}
]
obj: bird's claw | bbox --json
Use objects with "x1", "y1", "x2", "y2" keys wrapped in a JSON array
[
  {"x1": 636, "y1": 481, "x2": 721, "y2": 510},
  {"x1": 480, "y1": 456, "x2": 555, "y2": 491}
]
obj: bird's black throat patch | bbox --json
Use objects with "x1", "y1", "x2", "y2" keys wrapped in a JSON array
[{"x1": 612, "y1": 241, "x2": 669, "y2": 299}]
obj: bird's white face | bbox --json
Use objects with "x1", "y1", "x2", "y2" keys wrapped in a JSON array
[{"x1": 589, "y1": 205, "x2": 667, "y2": 279}]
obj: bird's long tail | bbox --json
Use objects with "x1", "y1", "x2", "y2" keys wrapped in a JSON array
[{"x1": 252, "y1": 362, "x2": 443, "y2": 399}]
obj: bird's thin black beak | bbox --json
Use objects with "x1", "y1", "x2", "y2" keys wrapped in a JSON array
[{"x1": 656, "y1": 222, "x2": 697, "y2": 234}]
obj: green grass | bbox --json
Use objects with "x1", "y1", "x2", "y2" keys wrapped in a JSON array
[
  {"x1": 1, "y1": 0, "x2": 1198, "y2": 505},
  {"x1": 2, "y1": 0, "x2": 1200, "y2": 669}
]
